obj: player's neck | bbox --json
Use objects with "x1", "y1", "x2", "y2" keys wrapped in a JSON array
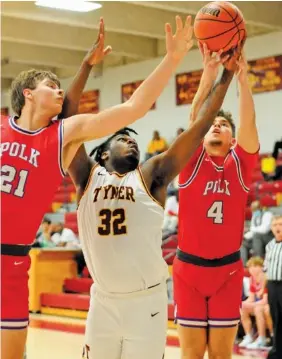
[
  {"x1": 205, "y1": 145, "x2": 230, "y2": 158},
  {"x1": 105, "y1": 161, "x2": 134, "y2": 175},
  {"x1": 16, "y1": 107, "x2": 53, "y2": 131}
]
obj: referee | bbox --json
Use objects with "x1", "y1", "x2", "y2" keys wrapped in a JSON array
[{"x1": 264, "y1": 215, "x2": 282, "y2": 359}]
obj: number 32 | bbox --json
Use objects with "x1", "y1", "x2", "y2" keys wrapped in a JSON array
[{"x1": 98, "y1": 208, "x2": 127, "y2": 236}]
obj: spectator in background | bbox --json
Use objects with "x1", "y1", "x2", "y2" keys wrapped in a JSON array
[
  {"x1": 145, "y1": 130, "x2": 168, "y2": 160},
  {"x1": 239, "y1": 257, "x2": 269, "y2": 349},
  {"x1": 262, "y1": 138, "x2": 282, "y2": 181},
  {"x1": 264, "y1": 215, "x2": 282, "y2": 359},
  {"x1": 241, "y1": 201, "x2": 273, "y2": 264},
  {"x1": 169, "y1": 127, "x2": 185, "y2": 146},
  {"x1": 51, "y1": 222, "x2": 80, "y2": 248},
  {"x1": 272, "y1": 138, "x2": 282, "y2": 160},
  {"x1": 36, "y1": 217, "x2": 56, "y2": 248},
  {"x1": 176, "y1": 127, "x2": 184, "y2": 137},
  {"x1": 162, "y1": 192, "x2": 179, "y2": 239}
]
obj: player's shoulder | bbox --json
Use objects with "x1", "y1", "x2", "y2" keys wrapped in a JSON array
[{"x1": 231, "y1": 143, "x2": 259, "y2": 159}]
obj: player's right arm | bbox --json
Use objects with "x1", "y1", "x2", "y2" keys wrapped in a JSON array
[
  {"x1": 62, "y1": 16, "x2": 194, "y2": 170},
  {"x1": 189, "y1": 44, "x2": 229, "y2": 126}
]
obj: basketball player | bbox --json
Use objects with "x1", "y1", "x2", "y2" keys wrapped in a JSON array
[
  {"x1": 1, "y1": 16, "x2": 193, "y2": 359},
  {"x1": 174, "y1": 45, "x2": 259, "y2": 358},
  {"x1": 67, "y1": 51, "x2": 238, "y2": 359}
]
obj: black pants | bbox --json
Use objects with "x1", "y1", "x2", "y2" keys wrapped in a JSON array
[{"x1": 267, "y1": 281, "x2": 282, "y2": 359}]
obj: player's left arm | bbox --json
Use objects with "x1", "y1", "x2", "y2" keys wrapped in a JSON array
[
  {"x1": 59, "y1": 18, "x2": 111, "y2": 119},
  {"x1": 61, "y1": 18, "x2": 111, "y2": 188},
  {"x1": 236, "y1": 50, "x2": 259, "y2": 154},
  {"x1": 148, "y1": 65, "x2": 235, "y2": 185}
]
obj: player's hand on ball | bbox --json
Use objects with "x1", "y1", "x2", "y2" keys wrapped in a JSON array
[
  {"x1": 84, "y1": 17, "x2": 112, "y2": 66},
  {"x1": 199, "y1": 42, "x2": 230, "y2": 82},
  {"x1": 222, "y1": 38, "x2": 245, "y2": 72},
  {"x1": 165, "y1": 15, "x2": 194, "y2": 62}
]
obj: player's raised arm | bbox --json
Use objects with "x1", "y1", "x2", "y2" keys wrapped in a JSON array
[
  {"x1": 236, "y1": 50, "x2": 259, "y2": 153},
  {"x1": 59, "y1": 18, "x2": 111, "y2": 119},
  {"x1": 149, "y1": 56, "x2": 238, "y2": 185},
  {"x1": 61, "y1": 18, "x2": 111, "y2": 186},
  {"x1": 189, "y1": 43, "x2": 228, "y2": 126},
  {"x1": 63, "y1": 16, "x2": 193, "y2": 149}
]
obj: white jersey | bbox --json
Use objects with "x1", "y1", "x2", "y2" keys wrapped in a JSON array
[{"x1": 77, "y1": 164, "x2": 169, "y2": 294}]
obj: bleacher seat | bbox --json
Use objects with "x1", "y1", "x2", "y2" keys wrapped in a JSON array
[
  {"x1": 162, "y1": 249, "x2": 176, "y2": 265},
  {"x1": 260, "y1": 194, "x2": 277, "y2": 207},
  {"x1": 65, "y1": 212, "x2": 78, "y2": 234},
  {"x1": 64, "y1": 278, "x2": 93, "y2": 294},
  {"x1": 258, "y1": 181, "x2": 282, "y2": 194},
  {"x1": 162, "y1": 235, "x2": 178, "y2": 249},
  {"x1": 41, "y1": 293, "x2": 90, "y2": 311}
]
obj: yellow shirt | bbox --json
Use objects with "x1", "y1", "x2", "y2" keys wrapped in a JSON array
[
  {"x1": 261, "y1": 157, "x2": 276, "y2": 174},
  {"x1": 147, "y1": 138, "x2": 167, "y2": 154}
]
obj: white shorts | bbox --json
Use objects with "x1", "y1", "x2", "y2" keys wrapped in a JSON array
[{"x1": 82, "y1": 282, "x2": 168, "y2": 359}]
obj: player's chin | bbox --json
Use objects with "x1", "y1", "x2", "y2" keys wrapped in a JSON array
[
  {"x1": 126, "y1": 153, "x2": 139, "y2": 168},
  {"x1": 208, "y1": 138, "x2": 224, "y2": 146}
]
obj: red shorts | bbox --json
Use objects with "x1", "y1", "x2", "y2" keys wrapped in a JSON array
[
  {"x1": 173, "y1": 257, "x2": 244, "y2": 328},
  {"x1": 1, "y1": 254, "x2": 30, "y2": 329}
]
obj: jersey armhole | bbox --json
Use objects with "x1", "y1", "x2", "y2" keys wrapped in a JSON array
[
  {"x1": 231, "y1": 144, "x2": 259, "y2": 193},
  {"x1": 77, "y1": 163, "x2": 99, "y2": 208},
  {"x1": 137, "y1": 166, "x2": 164, "y2": 209},
  {"x1": 178, "y1": 144, "x2": 205, "y2": 189},
  {"x1": 58, "y1": 119, "x2": 67, "y2": 177}
]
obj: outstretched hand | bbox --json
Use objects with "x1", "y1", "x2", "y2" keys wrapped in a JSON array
[
  {"x1": 222, "y1": 37, "x2": 246, "y2": 72},
  {"x1": 165, "y1": 15, "x2": 194, "y2": 63},
  {"x1": 84, "y1": 17, "x2": 112, "y2": 66},
  {"x1": 236, "y1": 49, "x2": 249, "y2": 83},
  {"x1": 199, "y1": 42, "x2": 230, "y2": 82}
]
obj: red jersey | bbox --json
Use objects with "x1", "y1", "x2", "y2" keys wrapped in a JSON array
[
  {"x1": 1, "y1": 116, "x2": 66, "y2": 245},
  {"x1": 250, "y1": 275, "x2": 267, "y2": 295},
  {"x1": 178, "y1": 143, "x2": 258, "y2": 259}
]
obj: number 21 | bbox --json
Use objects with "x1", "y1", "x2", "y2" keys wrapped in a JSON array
[
  {"x1": 1, "y1": 165, "x2": 29, "y2": 198},
  {"x1": 207, "y1": 201, "x2": 224, "y2": 224}
]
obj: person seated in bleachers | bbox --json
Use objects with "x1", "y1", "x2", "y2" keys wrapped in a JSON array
[
  {"x1": 51, "y1": 222, "x2": 80, "y2": 248},
  {"x1": 262, "y1": 138, "x2": 282, "y2": 181},
  {"x1": 263, "y1": 165, "x2": 282, "y2": 182},
  {"x1": 145, "y1": 130, "x2": 168, "y2": 160},
  {"x1": 239, "y1": 257, "x2": 269, "y2": 349},
  {"x1": 35, "y1": 217, "x2": 57, "y2": 248},
  {"x1": 162, "y1": 192, "x2": 179, "y2": 240},
  {"x1": 241, "y1": 201, "x2": 273, "y2": 265}
]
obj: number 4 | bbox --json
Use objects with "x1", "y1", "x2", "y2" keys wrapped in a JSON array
[{"x1": 207, "y1": 201, "x2": 224, "y2": 224}]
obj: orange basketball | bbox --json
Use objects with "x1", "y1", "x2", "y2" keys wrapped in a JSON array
[{"x1": 194, "y1": 1, "x2": 246, "y2": 52}]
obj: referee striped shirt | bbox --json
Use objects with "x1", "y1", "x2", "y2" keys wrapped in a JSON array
[{"x1": 264, "y1": 239, "x2": 282, "y2": 281}]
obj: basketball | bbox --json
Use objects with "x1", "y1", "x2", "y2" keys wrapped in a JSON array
[{"x1": 194, "y1": 1, "x2": 246, "y2": 52}]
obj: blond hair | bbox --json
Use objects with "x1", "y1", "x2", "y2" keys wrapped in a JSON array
[
  {"x1": 272, "y1": 215, "x2": 282, "y2": 222},
  {"x1": 246, "y1": 256, "x2": 264, "y2": 268},
  {"x1": 11, "y1": 69, "x2": 60, "y2": 116}
]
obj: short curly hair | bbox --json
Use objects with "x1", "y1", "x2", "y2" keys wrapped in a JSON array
[
  {"x1": 217, "y1": 109, "x2": 236, "y2": 137},
  {"x1": 10, "y1": 69, "x2": 60, "y2": 116}
]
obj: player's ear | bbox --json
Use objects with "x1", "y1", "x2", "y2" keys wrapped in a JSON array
[
  {"x1": 23, "y1": 88, "x2": 33, "y2": 99},
  {"x1": 231, "y1": 138, "x2": 237, "y2": 147},
  {"x1": 101, "y1": 150, "x2": 109, "y2": 161}
]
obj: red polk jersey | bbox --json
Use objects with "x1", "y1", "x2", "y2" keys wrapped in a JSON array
[
  {"x1": 178, "y1": 143, "x2": 258, "y2": 259},
  {"x1": 1, "y1": 116, "x2": 66, "y2": 245}
]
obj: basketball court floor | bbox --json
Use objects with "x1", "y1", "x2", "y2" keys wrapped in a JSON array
[{"x1": 26, "y1": 314, "x2": 267, "y2": 359}]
